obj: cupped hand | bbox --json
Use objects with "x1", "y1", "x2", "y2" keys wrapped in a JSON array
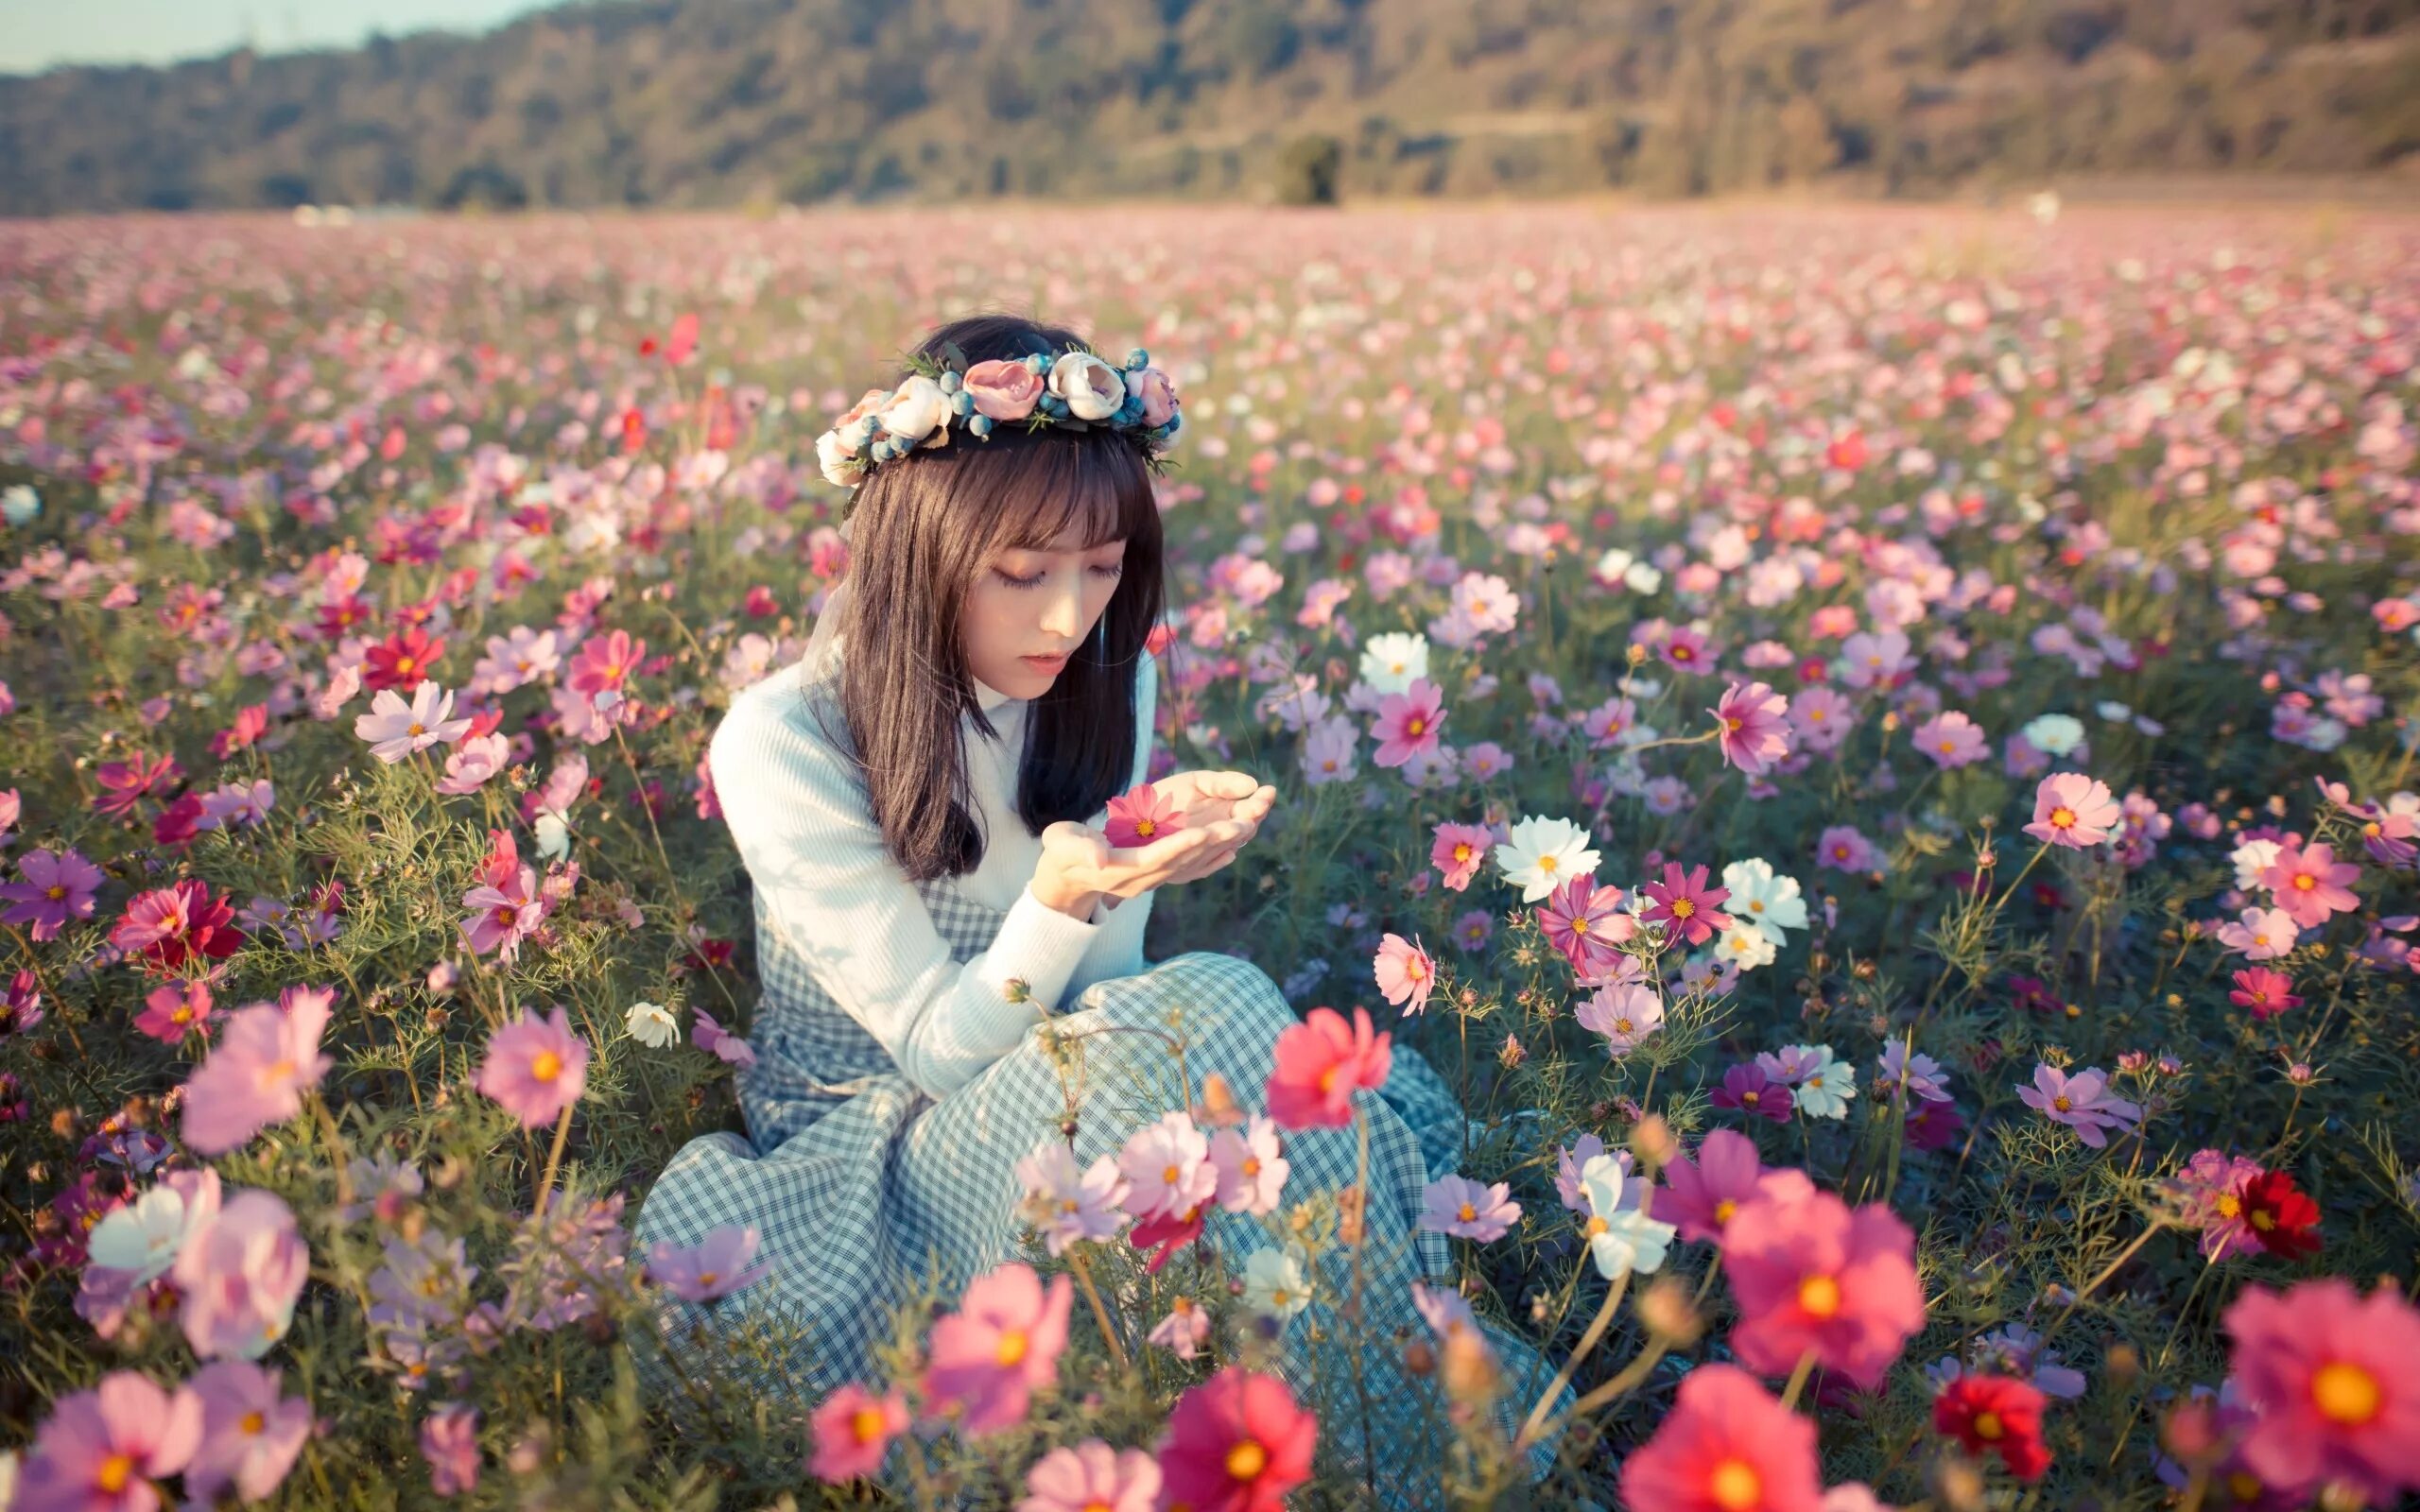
[
  {"x1": 1150, "y1": 768, "x2": 1278, "y2": 833},
  {"x1": 1036, "y1": 770, "x2": 1275, "y2": 913}
]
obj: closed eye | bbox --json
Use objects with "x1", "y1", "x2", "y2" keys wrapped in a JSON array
[{"x1": 996, "y1": 564, "x2": 1124, "y2": 589}]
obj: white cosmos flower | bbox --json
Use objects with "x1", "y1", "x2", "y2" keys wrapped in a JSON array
[
  {"x1": 1719, "y1": 858, "x2": 1809, "y2": 944},
  {"x1": 2021, "y1": 713, "x2": 2085, "y2": 756},
  {"x1": 1578, "y1": 1155, "x2": 1675, "y2": 1281},
  {"x1": 1357, "y1": 632, "x2": 1429, "y2": 696},
  {"x1": 625, "y1": 1001, "x2": 679, "y2": 1048},
  {"x1": 87, "y1": 1186, "x2": 197, "y2": 1284},
  {"x1": 2230, "y1": 837, "x2": 2283, "y2": 892},
  {"x1": 534, "y1": 811, "x2": 572, "y2": 863},
  {"x1": 1496, "y1": 814, "x2": 1601, "y2": 903},
  {"x1": 1715, "y1": 924, "x2": 1777, "y2": 972},
  {"x1": 1242, "y1": 1245, "x2": 1313, "y2": 1320}
]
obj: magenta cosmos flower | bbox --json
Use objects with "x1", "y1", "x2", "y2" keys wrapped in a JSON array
[
  {"x1": 1018, "y1": 1438, "x2": 1162, "y2": 1512},
  {"x1": 16, "y1": 1370, "x2": 203, "y2": 1512},
  {"x1": 1372, "y1": 932, "x2": 1436, "y2": 1014},
  {"x1": 181, "y1": 994, "x2": 335, "y2": 1157},
  {"x1": 2229, "y1": 967, "x2": 2303, "y2": 1020},
  {"x1": 1370, "y1": 678, "x2": 1447, "y2": 768},
  {"x1": 1418, "y1": 1174, "x2": 1522, "y2": 1242},
  {"x1": 1536, "y1": 874, "x2": 1635, "y2": 979},
  {"x1": 647, "y1": 1224, "x2": 770, "y2": 1302},
  {"x1": 1724, "y1": 1184, "x2": 1926, "y2": 1390},
  {"x1": 1153, "y1": 1366, "x2": 1317, "y2": 1512},
  {"x1": 2015, "y1": 1063, "x2": 2140, "y2": 1148},
  {"x1": 1658, "y1": 1129, "x2": 1815, "y2": 1246},
  {"x1": 809, "y1": 1383, "x2": 909, "y2": 1483},
  {"x1": 1429, "y1": 821, "x2": 1493, "y2": 892},
  {"x1": 1712, "y1": 1062, "x2": 1794, "y2": 1124},
  {"x1": 1710, "y1": 680, "x2": 1793, "y2": 776},
  {"x1": 110, "y1": 880, "x2": 247, "y2": 976},
  {"x1": 475, "y1": 1006, "x2": 591, "y2": 1127},
  {"x1": 2258, "y1": 840, "x2": 2361, "y2": 929},
  {"x1": 921, "y1": 1261, "x2": 1073, "y2": 1437},
  {"x1": 2023, "y1": 772, "x2": 2122, "y2": 849},
  {"x1": 418, "y1": 1403, "x2": 479, "y2": 1496},
  {"x1": 1641, "y1": 862, "x2": 1734, "y2": 947},
  {"x1": 1, "y1": 847, "x2": 106, "y2": 940},
  {"x1": 1618, "y1": 1363, "x2": 1822, "y2": 1512},
  {"x1": 1103, "y1": 780, "x2": 1184, "y2": 848},
  {"x1": 2224, "y1": 1278, "x2": 2420, "y2": 1503}
]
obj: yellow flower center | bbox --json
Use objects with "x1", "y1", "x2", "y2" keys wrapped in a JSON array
[
  {"x1": 2227, "y1": 1471, "x2": 2264, "y2": 1500},
  {"x1": 1318, "y1": 1065, "x2": 1339, "y2": 1092},
  {"x1": 1670, "y1": 898, "x2": 1695, "y2": 919},
  {"x1": 1539, "y1": 856, "x2": 1559, "y2": 874},
  {"x1": 1241, "y1": 1158, "x2": 1260, "y2": 1177},
  {"x1": 407, "y1": 722, "x2": 426, "y2": 737},
  {"x1": 1798, "y1": 1274, "x2": 1842, "y2": 1318},
  {"x1": 2292, "y1": 873, "x2": 2315, "y2": 891},
  {"x1": 698, "y1": 1271, "x2": 718, "y2": 1288},
  {"x1": 46, "y1": 884, "x2": 67, "y2": 901},
  {"x1": 1458, "y1": 1202, "x2": 1478, "y2": 1223},
  {"x1": 1584, "y1": 1215, "x2": 1608, "y2": 1237},
  {"x1": 532, "y1": 1050, "x2": 562, "y2": 1082},
  {"x1": 995, "y1": 1329, "x2": 1028, "y2": 1367},
  {"x1": 852, "y1": 1405, "x2": 888, "y2": 1443},
  {"x1": 1713, "y1": 1199, "x2": 1737, "y2": 1225},
  {"x1": 2048, "y1": 805, "x2": 2077, "y2": 829},
  {"x1": 2053, "y1": 1094, "x2": 2073, "y2": 1112},
  {"x1": 241, "y1": 1411, "x2": 266, "y2": 1435},
  {"x1": 2309, "y1": 1359, "x2": 2382, "y2": 1425},
  {"x1": 1137, "y1": 819, "x2": 1157, "y2": 836},
  {"x1": 1453, "y1": 844, "x2": 1472, "y2": 863},
  {"x1": 1707, "y1": 1459, "x2": 1761, "y2": 1510},
  {"x1": 1973, "y1": 1410, "x2": 2004, "y2": 1441},
  {"x1": 1225, "y1": 1441, "x2": 1268, "y2": 1481},
  {"x1": 1406, "y1": 716, "x2": 1426, "y2": 736},
  {"x1": 97, "y1": 1454, "x2": 135, "y2": 1494},
  {"x1": 2216, "y1": 1194, "x2": 2241, "y2": 1218}
]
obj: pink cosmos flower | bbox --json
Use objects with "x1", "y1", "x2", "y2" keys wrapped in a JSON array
[
  {"x1": 1725, "y1": 1185, "x2": 1927, "y2": 1390},
  {"x1": 1372, "y1": 933, "x2": 1435, "y2": 1013},
  {"x1": 2229, "y1": 968, "x2": 2303, "y2": 1020},
  {"x1": 2217, "y1": 906, "x2": 2300, "y2": 961},
  {"x1": 1154, "y1": 1366, "x2": 1317, "y2": 1512},
  {"x1": 1575, "y1": 981, "x2": 1664, "y2": 1056},
  {"x1": 1912, "y1": 711, "x2": 1989, "y2": 769},
  {"x1": 458, "y1": 860, "x2": 544, "y2": 963},
  {"x1": 1265, "y1": 1005, "x2": 1392, "y2": 1130},
  {"x1": 1419, "y1": 1174, "x2": 1522, "y2": 1242},
  {"x1": 1208, "y1": 1115, "x2": 1288, "y2": 1216},
  {"x1": 2023, "y1": 772, "x2": 2122, "y2": 849},
  {"x1": 1370, "y1": 678, "x2": 1447, "y2": 768},
  {"x1": 690, "y1": 1007, "x2": 757, "y2": 1068},
  {"x1": 1658, "y1": 1129, "x2": 1815, "y2": 1246},
  {"x1": 1014, "y1": 1141, "x2": 1132, "y2": 1253},
  {"x1": 419, "y1": 1403, "x2": 479, "y2": 1496},
  {"x1": 1711, "y1": 680, "x2": 1793, "y2": 775},
  {"x1": 2169, "y1": 1149, "x2": 2270, "y2": 1263},
  {"x1": 134, "y1": 978, "x2": 215, "y2": 1047},
  {"x1": 809, "y1": 1383, "x2": 909, "y2": 1483},
  {"x1": 1618, "y1": 1362, "x2": 1822, "y2": 1512},
  {"x1": 1149, "y1": 1296, "x2": 1212, "y2": 1359},
  {"x1": 1430, "y1": 821, "x2": 1493, "y2": 891},
  {"x1": 181, "y1": 995, "x2": 334, "y2": 1156},
  {"x1": 1018, "y1": 1439, "x2": 1163, "y2": 1512},
  {"x1": 1788, "y1": 685, "x2": 1856, "y2": 754},
  {"x1": 111, "y1": 880, "x2": 247, "y2": 976},
  {"x1": 647, "y1": 1225, "x2": 769, "y2": 1302},
  {"x1": 174, "y1": 1188, "x2": 310, "y2": 1361},
  {"x1": 183, "y1": 1361, "x2": 312, "y2": 1504},
  {"x1": 1537, "y1": 874, "x2": 1635, "y2": 979},
  {"x1": 1712, "y1": 1062, "x2": 1795, "y2": 1124},
  {"x1": 475, "y1": 1006, "x2": 590, "y2": 1127},
  {"x1": 434, "y1": 732, "x2": 511, "y2": 796},
  {"x1": 566, "y1": 628, "x2": 645, "y2": 696},
  {"x1": 1642, "y1": 863, "x2": 1733, "y2": 947},
  {"x1": 353, "y1": 679, "x2": 472, "y2": 764},
  {"x1": 2015, "y1": 1064, "x2": 2141, "y2": 1148},
  {"x1": 921, "y1": 1262, "x2": 1074, "y2": 1437},
  {"x1": 15, "y1": 1370, "x2": 203, "y2": 1512},
  {"x1": 2224, "y1": 1278, "x2": 2420, "y2": 1503},
  {"x1": 2258, "y1": 841, "x2": 2360, "y2": 929},
  {"x1": 92, "y1": 750, "x2": 182, "y2": 821},
  {"x1": 1115, "y1": 1111, "x2": 1219, "y2": 1221},
  {"x1": 1816, "y1": 825, "x2": 1883, "y2": 873},
  {"x1": 2, "y1": 847, "x2": 106, "y2": 940},
  {"x1": 1659, "y1": 626, "x2": 1712, "y2": 674},
  {"x1": 1104, "y1": 780, "x2": 1184, "y2": 848}
]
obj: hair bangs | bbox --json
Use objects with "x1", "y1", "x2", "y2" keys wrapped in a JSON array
[{"x1": 985, "y1": 430, "x2": 1154, "y2": 555}]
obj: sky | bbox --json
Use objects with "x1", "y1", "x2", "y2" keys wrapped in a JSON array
[{"x1": 0, "y1": 1, "x2": 557, "y2": 75}]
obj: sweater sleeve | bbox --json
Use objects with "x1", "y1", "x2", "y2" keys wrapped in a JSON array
[
  {"x1": 1064, "y1": 649, "x2": 1160, "y2": 1000},
  {"x1": 707, "y1": 680, "x2": 1108, "y2": 1100}
]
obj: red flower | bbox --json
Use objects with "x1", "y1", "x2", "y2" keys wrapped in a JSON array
[
  {"x1": 1154, "y1": 1366, "x2": 1317, "y2": 1512},
  {"x1": 314, "y1": 594, "x2": 372, "y2": 641},
  {"x1": 2238, "y1": 1170, "x2": 2322, "y2": 1259},
  {"x1": 153, "y1": 792, "x2": 206, "y2": 850},
  {"x1": 92, "y1": 750, "x2": 182, "y2": 820},
  {"x1": 1934, "y1": 1373, "x2": 2051, "y2": 1481},
  {"x1": 363, "y1": 626, "x2": 446, "y2": 693},
  {"x1": 1128, "y1": 1201, "x2": 1206, "y2": 1273},
  {"x1": 1265, "y1": 1006, "x2": 1392, "y2": 1130},
  {"x1": 110, "y1": 880, "x2": 247, "y2": 976}
]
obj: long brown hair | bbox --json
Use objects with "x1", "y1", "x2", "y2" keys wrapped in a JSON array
[{"x1": 806, "y1": 313, "x2": 1167, "y2": 883}]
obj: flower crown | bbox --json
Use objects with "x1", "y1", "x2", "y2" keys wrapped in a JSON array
[{"x1": 815, "y1": 337, "x2": 1184, "y2": 496}]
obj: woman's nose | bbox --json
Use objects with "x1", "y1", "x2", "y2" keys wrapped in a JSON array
[{"x1": 1039, "y1": 577, "x2": 1084, "y2": 640}]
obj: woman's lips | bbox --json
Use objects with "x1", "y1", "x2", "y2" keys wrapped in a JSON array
[{"x1": 1021, "y1": 653, "x2": 1069, "y2": 671}]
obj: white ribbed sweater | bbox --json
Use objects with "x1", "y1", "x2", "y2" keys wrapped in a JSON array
[{"x1": 706, "y1": 641, "x2": 1158, "y2": 1099}]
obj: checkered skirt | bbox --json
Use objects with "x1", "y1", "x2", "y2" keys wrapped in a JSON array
[{"x1": 634, "y1": 877, "x2": 1569, "y2": 1504}]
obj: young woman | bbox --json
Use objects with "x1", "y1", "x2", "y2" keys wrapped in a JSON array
[{"x1": 635, "y1": 314, "x2": 1564, "y2": 1500}]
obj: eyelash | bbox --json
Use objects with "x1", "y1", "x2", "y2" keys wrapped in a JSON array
[{"x1": 997, "y1": 564, "x2": 1124, "y2": 590}]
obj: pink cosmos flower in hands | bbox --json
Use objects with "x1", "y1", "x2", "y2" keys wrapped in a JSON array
[
  {"x1": 1266, "y1": 1005, "x2": 1392, "y2": 1129},
  {"x1": 15, "y1": 1370, "x2": 204, "y2": 1512},
  {"x1": 1724, "y1": 1185, "x2": 1927, "y2": 1390},
  {"x1": 1419, "y1": 1174, "x2": 1522, "y2": 1242},
  {"x1": 2223, "y1": 1278, "x2": 2420, "y2": 1503},
  {"x1": 1018, "y1": 1439, "x2": 1163, "y2": 1512},
  {"x1": 647, "y1": 1225, "x2": 769, "y2": 1302},
  {"x1": 2258, "y1": 840, "x2": 2361, "y2": 929},
  {"x1": 1641, "y1": 863, "x2": 1734, "y2": 947},
  {"x1": 1618, "y1": 1363, "x2": 1823, "y2": 1512},
  {"x1": 1429, "y1": 821, "x2": 1493, "y2": 891},
  {"x1": 1370, "y1": 678, "x2": 1446, "y2": 768},
  {"x1": 2015, "y1": 1063, "x2": 2140, "y2": 1148},
  {"x1": 1, "y1": 847, "x2": 106, "y2": 940},
  {"x1": 1373, "y1": 932, "x2": 1435, "y2": 1013},
  {"x1": 810, "y1": 1383, "x2": 909, "y2": 1483},
  {"x1": 181, "y1": 995, "x2": 334, "y2": 1156},
  {"x1": 921, "y1": 1262, "x2": 1073, "y2": 1437},
  {"x1": 475, "y1": 1006, "x2": 590, "y2": 1127},
  {"x1": 2023, "y1": 772, "x2": 2122, "y2": 849},
  {"x1": 183, "y1": 1361, "x2": 312, "y2": 1504},
  {"x1": 1104, "y1": 780, "x2": 1185, "y2": 848},
  {"x1": 1711, "y1": 680, "x2": 1793, "y2": 775}
]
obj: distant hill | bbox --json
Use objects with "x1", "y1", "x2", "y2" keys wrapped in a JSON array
[{"x1": 4, "y1": 0, "x2": 2418, "y2": 215}]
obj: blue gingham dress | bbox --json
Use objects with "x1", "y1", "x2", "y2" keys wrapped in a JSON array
[{"x1": 635, "y1": 752, "x2": 1569, "y2": 1504}]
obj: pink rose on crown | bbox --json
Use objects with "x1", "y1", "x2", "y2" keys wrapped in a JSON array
[
  {"x1": 1048, "y1": 351, "x2": 1127, "y2": 421},
  {"x1": 962, "y1": 358, "x2": 1044, "y2": 421},
  {"x1": 1126, "y1": 367, "x2": 1180, "y2": 428}
]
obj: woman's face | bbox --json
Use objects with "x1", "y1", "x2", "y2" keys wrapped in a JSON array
[{"x1": 962, "y1": 525, "x2": 1129, "y2": 699}]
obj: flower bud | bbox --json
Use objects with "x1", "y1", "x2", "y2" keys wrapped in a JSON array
[
  {"x1": 1628, "y1": 1114, "x2": 1677, "y2": 1173},
  {"x1": 1634, "y1": 1275, "x2": 1703, "y2": 1346}
]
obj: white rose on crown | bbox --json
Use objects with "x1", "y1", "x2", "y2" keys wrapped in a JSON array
[
  {"x1": 1047, "y1": 351, "x2": 1127, "y2": 421},
  {"x1": 876, "y1": 374, "x2": 953, "y2": 447}
]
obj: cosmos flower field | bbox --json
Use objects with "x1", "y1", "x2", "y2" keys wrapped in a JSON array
[{"x1": 1, "y1": 200, "x2": 2417, "y2": 1510}]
